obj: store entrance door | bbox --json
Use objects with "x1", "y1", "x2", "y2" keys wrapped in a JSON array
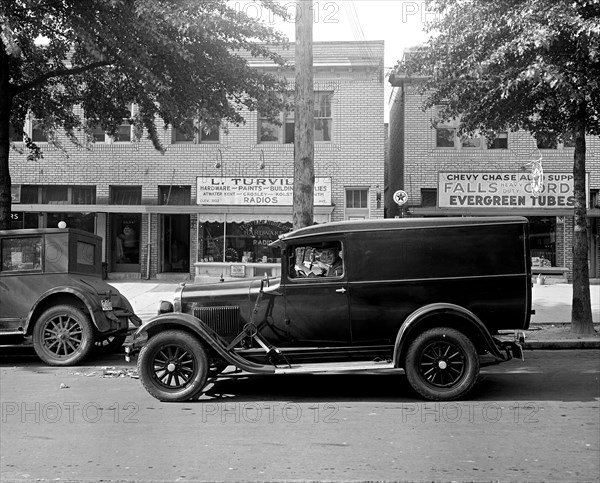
[
  {"x1": 160, "y1": 214, "x2": 190, "y2": 273},
  {"x1": 110, "y1": 214, "x2": 142, "y2": 272}
]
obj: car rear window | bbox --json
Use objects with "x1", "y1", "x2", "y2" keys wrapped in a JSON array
[{"x1": 1, "y1": 237, "x2": 43, "y2": 272}]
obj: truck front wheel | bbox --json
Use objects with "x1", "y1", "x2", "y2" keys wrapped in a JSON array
[
  {"x1": 138, "y1": 330, "x2": 208, "y2": 402},
  {"x1": 405, "y1": 327, "x2": 479, "y2": 401}
]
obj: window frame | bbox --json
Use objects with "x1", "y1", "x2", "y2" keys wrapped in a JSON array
[
  {"x1": 258, "y1": 91, "x2": 333, "y2": 144},
  {"x1": 172, "y1": 118, "x2": 220, "y2": 144},
  {"x1": 345, "y1": 188, "x2": 369, "y2": 219}
]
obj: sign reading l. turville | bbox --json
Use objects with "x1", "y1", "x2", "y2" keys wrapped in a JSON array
[
  {"x1": 438, "y1": 172, "x2": 584, "y2": 209},
  {"x1": 196, "y1": 177, "x2": 332, "y2": 206}
]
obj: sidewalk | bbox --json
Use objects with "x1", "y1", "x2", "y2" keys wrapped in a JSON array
[{"x1": 108, "y1": 280, "x2": 600, "y2": 350}]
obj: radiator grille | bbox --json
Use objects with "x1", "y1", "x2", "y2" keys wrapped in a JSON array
[{"x1": 193, "y1": 306, "x2": 241, "y2": 336}]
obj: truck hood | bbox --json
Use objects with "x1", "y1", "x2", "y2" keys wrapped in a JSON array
[{"x1": 179, "y1": 276, "x2": 281, "y2": 301}]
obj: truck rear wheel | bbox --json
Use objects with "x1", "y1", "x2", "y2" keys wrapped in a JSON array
[
  {"x1": 138, "y1": 330, "x2": 208, "y2": 402},
  {"x1": 405, "y1": 327, "x2": 479, "y2": 401}
]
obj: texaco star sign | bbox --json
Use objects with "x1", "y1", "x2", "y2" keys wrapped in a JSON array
[{"x1": 393, "y1": 190, "x2": 408, "y2": 206}]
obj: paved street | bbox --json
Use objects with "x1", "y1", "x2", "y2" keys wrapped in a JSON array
[{"x1": 1, "y1": 350, "x2": 599, "y2": 482}]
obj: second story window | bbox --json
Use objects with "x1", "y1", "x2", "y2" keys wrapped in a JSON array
[
  {"x1": 259, "y1": 91, "x2": 333, "y2": 144},
  {"x1": 87, "y1": 104, "x2": 134, "y2": 143},
  {"x1": 172, "y1": 118, "x2": 220, "y2": 144},
  {"x1": 31, "y1": 118, "x2": 48, "y2": 142},
  {"x1": 9, "y1": 123, "x2": 23, "y2": 142},
  {"x1": 345, "y1": 188, "x2": 369, "y2": 219},
  {"x1": 487, "y1": 132, "x2": 508, "y2": 149},
  {"x1": 536, "y1": 131, "x2": 575, "y2": 149}
]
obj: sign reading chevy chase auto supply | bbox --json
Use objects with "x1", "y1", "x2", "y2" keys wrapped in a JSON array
[
  {"x1": 438, "y1": 172, "x2": 579, "y2": 209},
  {"x1": 196, "y1": 177, "x2": 332, "y2": 206}
]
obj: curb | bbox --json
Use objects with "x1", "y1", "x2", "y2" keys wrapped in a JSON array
[{"x1": 523, "y1": 340, "x2": 600, "y2": 350}]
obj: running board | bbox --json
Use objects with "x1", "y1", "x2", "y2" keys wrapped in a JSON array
[{"x1": 273, "y1": 360, "x2": 396, "y2": 374}]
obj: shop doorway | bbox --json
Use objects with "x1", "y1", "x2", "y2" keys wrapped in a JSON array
[
  {"x1": 160, "y1": 214, "x2": 190, "y2": 273},
  {"x1": 110, "y1": 214, "x2": 142, "y2": 272}
]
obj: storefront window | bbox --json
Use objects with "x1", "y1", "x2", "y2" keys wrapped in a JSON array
[
  {"x1": 46, "y1": 212, "x2": 95, "y2": 233},
  {"x1": 528, "y1": 217, "x2": 556, "y2": 266},
  {"x1": 199, "y1": 220, "x2": 292, "y2": 263}
]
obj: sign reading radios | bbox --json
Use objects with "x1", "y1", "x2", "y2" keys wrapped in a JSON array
[
  {"x1": 438, "y1": 172, "x2": 581, "y2": 209},
  {"x1": 196, "y1": 177, "x2": 332, "y2": 206}
]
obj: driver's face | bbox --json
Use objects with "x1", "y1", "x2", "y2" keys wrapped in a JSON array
[{"x1": 320, "y1": 249, "x2": 337, "y2": 264}]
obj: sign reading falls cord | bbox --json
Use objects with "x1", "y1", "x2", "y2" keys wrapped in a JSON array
[
  {"x1": 196, "y1": 177, "x2": 332, "y2": 206},
  {"x1": 438, "y1": 172, "x2": 584, "y2": 209}
]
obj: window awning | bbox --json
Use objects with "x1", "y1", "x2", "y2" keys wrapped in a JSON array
[{"x1": 15, "y1": 204, "x2": 335, "y2": 223}]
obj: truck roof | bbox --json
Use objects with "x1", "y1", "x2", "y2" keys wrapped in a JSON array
[{"x1": 276, "y1": 216, "x2": 528, "y2": 244}]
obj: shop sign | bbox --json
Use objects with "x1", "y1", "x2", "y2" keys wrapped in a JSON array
[
  {"x1": 230, "y1": 265, "x2": 246, "y2": 277},
  {"x1": 11, "y1": 185, "x2": 20, "y2": 203},
  {"x1": 438, "y1": 172, "x2": 581, "y2": 209},
  {"x1": 196, "y1": 177, "x2": 332, "y2": 206}
]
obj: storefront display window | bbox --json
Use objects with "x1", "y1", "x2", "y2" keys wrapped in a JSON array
[
  {"x1": 528, "y1": 217, "x2": 556, "y2": 266},
  {"x1": 199, "y1": 220, "x2": 292, "y2": 263},
  {"x1": 46, "y1": 212, "x2": 95, "y2": 232}
]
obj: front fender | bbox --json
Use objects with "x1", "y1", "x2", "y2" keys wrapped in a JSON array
[
  {"x1": 133, "y1": 313, "x2": 275, "y2": 374},
  {"x1": 393, "y1": 303, "x2": 507, "y2": 367}
]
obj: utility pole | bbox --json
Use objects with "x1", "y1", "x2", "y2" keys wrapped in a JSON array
[{"x1": 292, "y1": 0, "x2": 314, "y2": 230}]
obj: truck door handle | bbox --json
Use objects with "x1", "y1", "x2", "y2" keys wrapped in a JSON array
[{"x1": 335, "y1": 288, "x2": 346, "y2": 293}]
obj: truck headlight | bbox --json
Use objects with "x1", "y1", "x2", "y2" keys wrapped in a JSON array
[{"x1": 158, "y1": 300, "x2": 174, "y2": 314}]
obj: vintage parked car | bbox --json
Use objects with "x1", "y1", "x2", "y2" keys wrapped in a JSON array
[
  {"x1": 0, "y1": 228, "x2": 141, "y2": 365},
  {"x1": 129, "y1": 217, "x2": 531, "y2": 401}
]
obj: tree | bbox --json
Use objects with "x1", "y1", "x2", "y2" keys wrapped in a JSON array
[
  {"x1": 293, "y1": 0, "x2": 314, "y2": 230},
  {"x1": 396, "y1": 0, "x2": 599, "y2": 334},
  {"x1": 0, "y1": 0, "x2": 289, "y2": 229}
]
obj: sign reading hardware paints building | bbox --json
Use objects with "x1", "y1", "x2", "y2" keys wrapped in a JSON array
[
  {"x1": 438, "y1": 172, "x2": 577, "y2": 209},
  {"x1": 196, "y1": 177, "x2": 332, "y2": 205}
]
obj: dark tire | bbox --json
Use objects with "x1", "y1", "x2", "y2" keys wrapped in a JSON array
[
  {"x1": 405, "y1": 327, "x2": 479, "y2": 401},
  {"x1": 138, "y1": 330, "x2": 208, "y2": 402},
  {"x1": 32, "y1": 305, "x2": 95, "y2": 366},
  {"x1": 94, "y1": 333, "x2": 128, "y2": 353}
]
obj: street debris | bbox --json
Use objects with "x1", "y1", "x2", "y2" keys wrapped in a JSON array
[{"x1": 69, "y1": 367, "x2": 139, "y2": 379}]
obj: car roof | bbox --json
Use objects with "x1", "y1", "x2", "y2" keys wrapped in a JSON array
[{"x1": 275, "y1": 216, "x2": 528, "y2": 244}]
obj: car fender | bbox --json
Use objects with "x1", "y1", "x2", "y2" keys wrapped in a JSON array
[
  {"x1": 27, "y1": 286, "x2": 111, "y2": 334},
  {"x1": 393, "y1": 303, "x2": 507, "y2": 367},
  {"x1": 133, "y1": 313, "x2": 275, "y2": 374}
]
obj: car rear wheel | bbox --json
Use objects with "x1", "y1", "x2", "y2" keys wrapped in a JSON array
[
  {"x1": 138, "y1": 330, "x2": 208, "y2": 402},
  {"x1": 32, "y1": 305, "x2": 95, "y2": 366},
  {"x1": 405, "y1": 327, "x2": 479, "y2": 401}
]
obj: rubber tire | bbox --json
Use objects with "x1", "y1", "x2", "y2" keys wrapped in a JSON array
[
  {"x1": 138, "y1": 330, "x2": 208, "y2": 402},
  {"x1": 94, "y1": 333, "x2": 128, "y2": 353},
  {"x1": 405, "y1": 327, "x2": 479, "y2": 401},
  {"x1": 32, "y1": 305, "x2": 95, "y2": 366}
]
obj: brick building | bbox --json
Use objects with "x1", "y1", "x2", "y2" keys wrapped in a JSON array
[
  {"x1": 387, "y1": 73, "x2": 600, "y2": 279},
  {"x1": 9, "y1": 41, "x2": 385, "y2": 281}
]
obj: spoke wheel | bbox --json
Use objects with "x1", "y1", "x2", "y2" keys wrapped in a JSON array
[
  {"x1": 138, "y1": 330, "x2": 208, "y2": 402},
  {"x1": 32, "y1": 305, "x2": 94, "y2": 366},
  {"x1": 405, "y1": 327, "x2": 479, "y2": 401}
]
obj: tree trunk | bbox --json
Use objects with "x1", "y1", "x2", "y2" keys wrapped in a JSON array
[
  {"x1": 570, "y1": 102, "x2": 594, "y2": 334},
  {"x1": 0, "y1": 42, "x2": 13, "y2": 230},
  {"x1": 292, "y1": 0, "x2": 314, "y2": 230}
]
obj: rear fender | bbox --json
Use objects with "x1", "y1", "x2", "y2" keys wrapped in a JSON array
[
  {"x1": 393, "y1": 303, "x2": 507, "y2": 367},
  {"x1": 133, "y1": 313, "x2": 275, "y2": 374}
]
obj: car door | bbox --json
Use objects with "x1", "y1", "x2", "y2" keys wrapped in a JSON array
[{"x1": 282, "y1": 241, "x2": 350, "y2": 346}]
